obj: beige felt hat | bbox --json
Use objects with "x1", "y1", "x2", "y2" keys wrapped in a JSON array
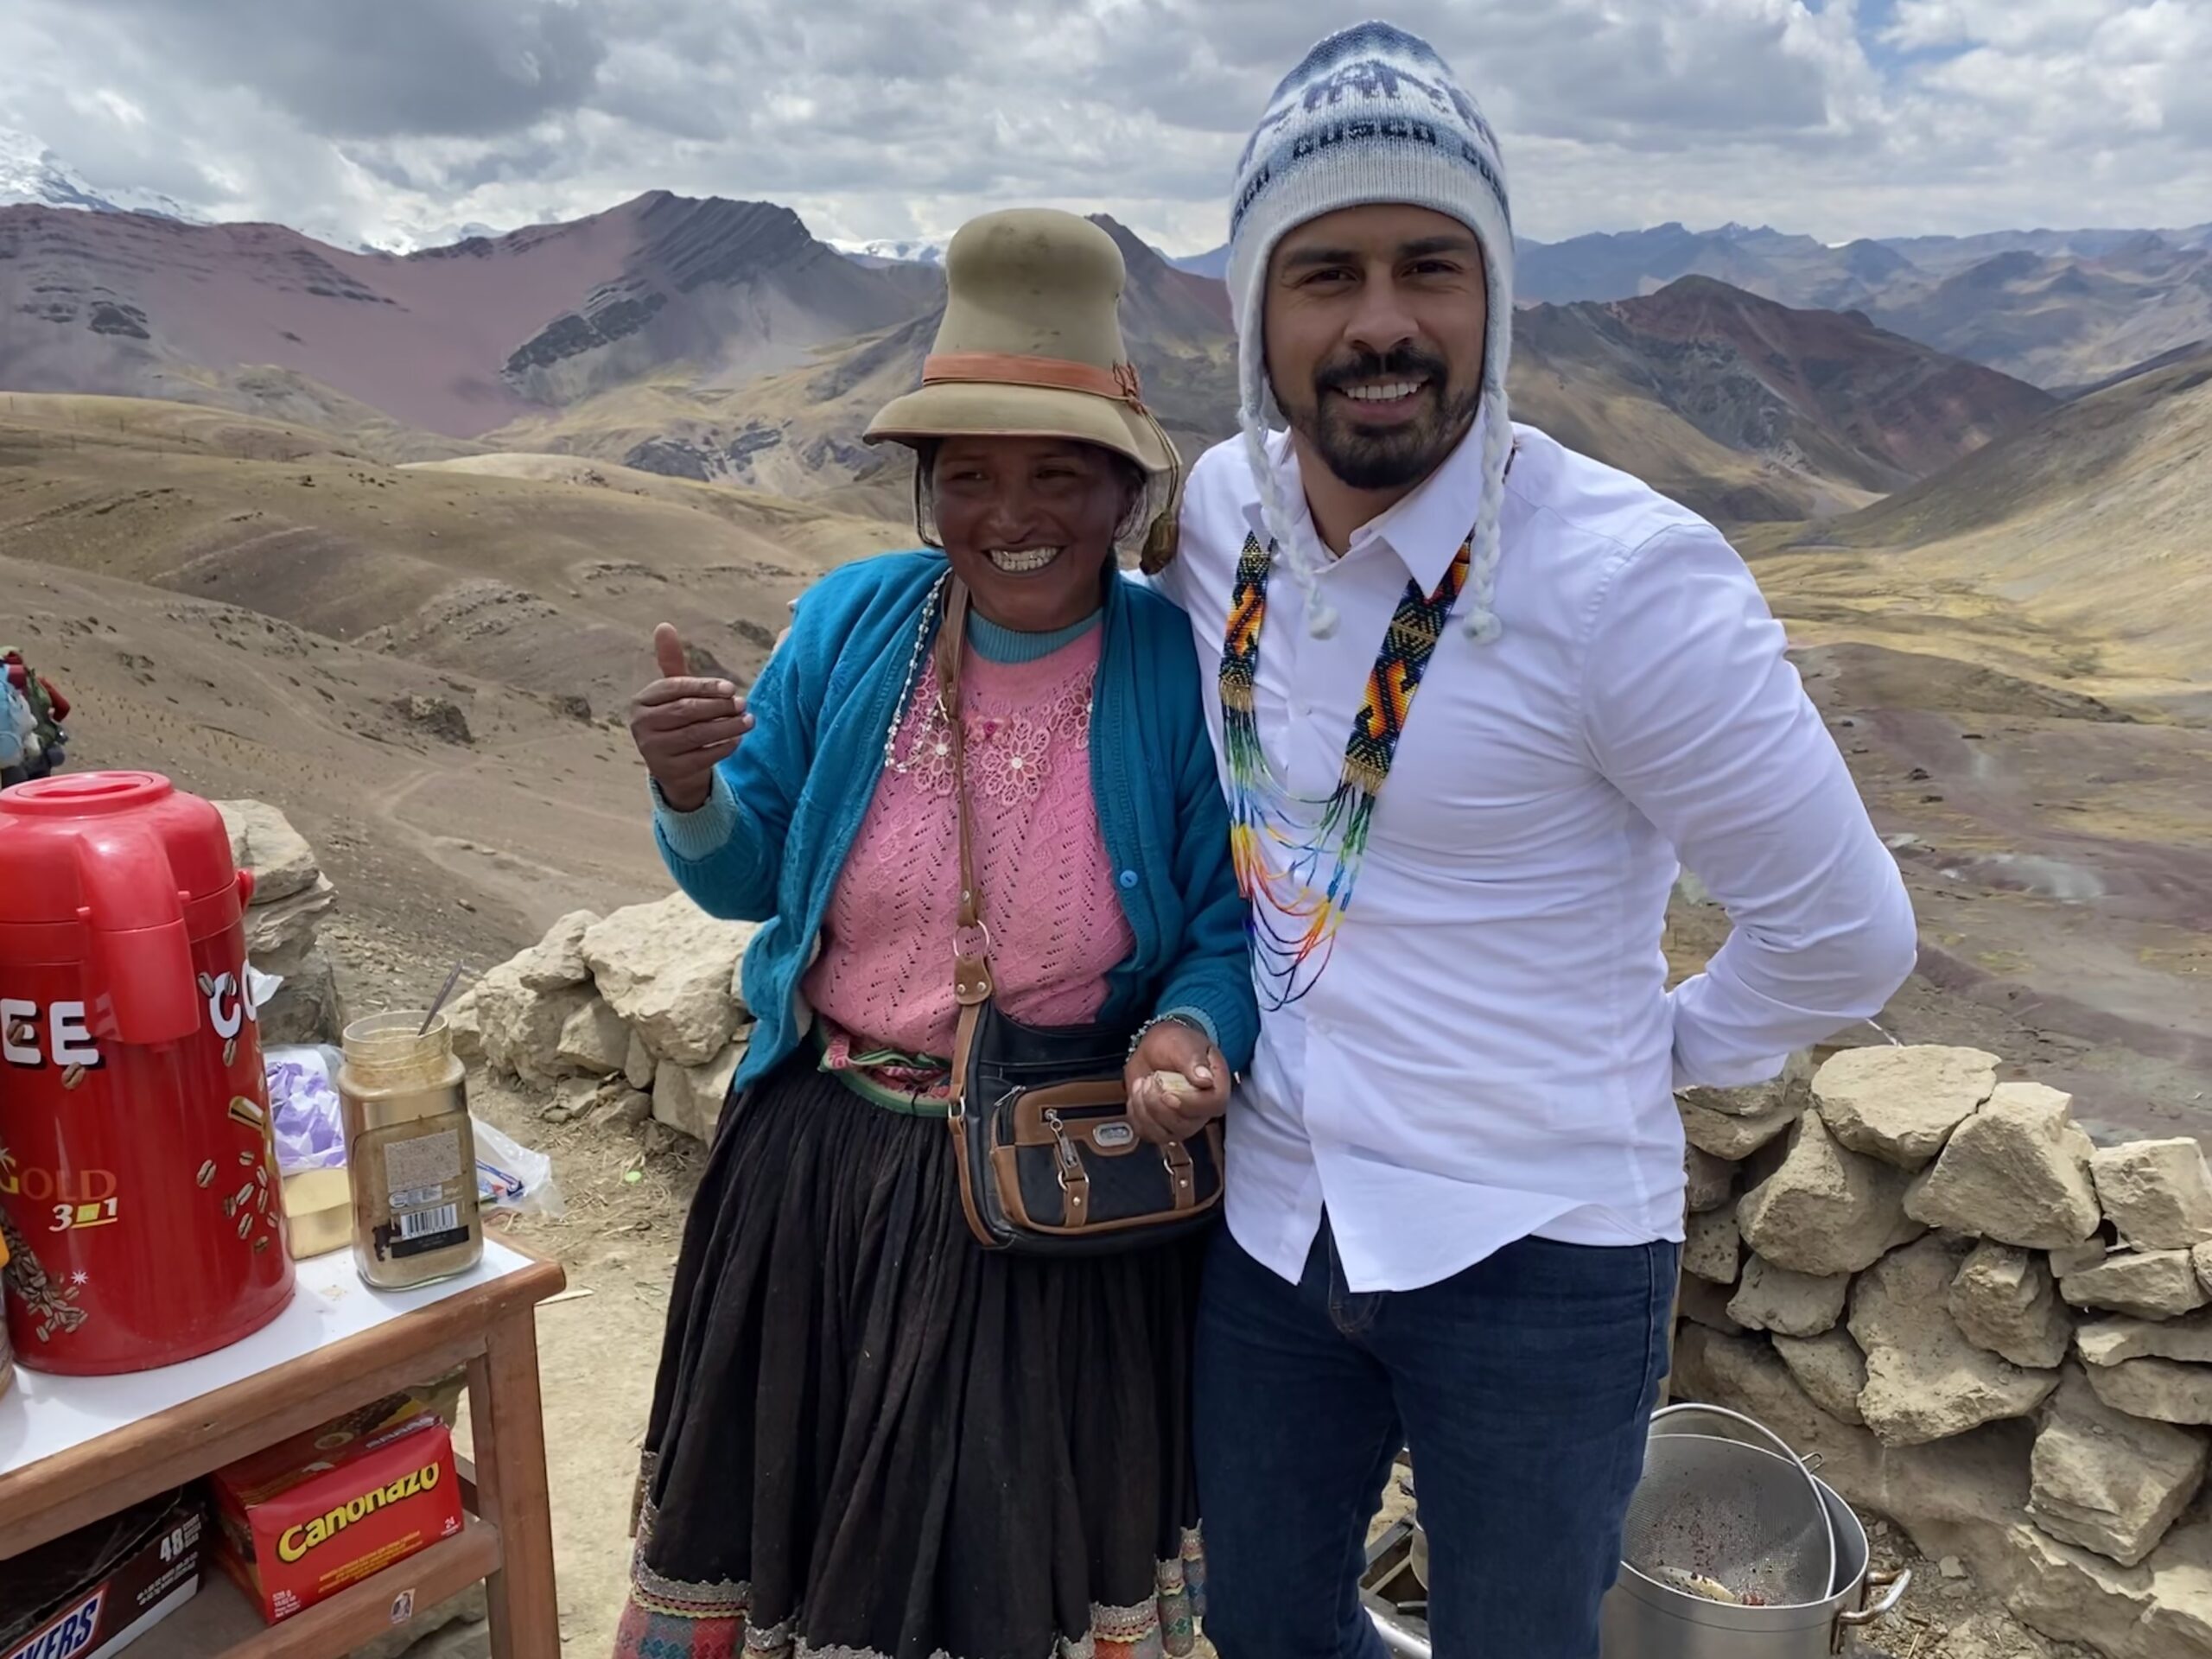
[{"x1": 865, "y1": 209, "x2": 1183, "y2": 567}]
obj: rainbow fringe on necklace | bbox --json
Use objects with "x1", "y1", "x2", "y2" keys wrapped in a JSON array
[{"x1": 1218, "y1": 528, "x2": 1472, "y2": 1009}]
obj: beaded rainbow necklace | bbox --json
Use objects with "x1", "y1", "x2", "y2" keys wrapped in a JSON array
[{"x1": 1217, "y1": 527, "x2": 1471, "y2": 1009}]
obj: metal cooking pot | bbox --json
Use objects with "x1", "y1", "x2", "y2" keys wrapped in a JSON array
[{"x1": 1600, "y1": 1470, "x2": 1909, "y2": 1658}]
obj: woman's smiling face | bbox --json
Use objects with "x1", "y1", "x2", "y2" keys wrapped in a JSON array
[{"x1": 930, "y1": 436, "x2": 1141, "y2": 632}]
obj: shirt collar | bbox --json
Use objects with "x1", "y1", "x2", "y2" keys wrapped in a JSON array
[{"x1": 1245, "y1": 410, "x2": 1492, "y2": 596}]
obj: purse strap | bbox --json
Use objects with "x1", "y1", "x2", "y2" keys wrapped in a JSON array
[{"x1": 933, "y1": 578, "x2": 993, "y2": 1103}]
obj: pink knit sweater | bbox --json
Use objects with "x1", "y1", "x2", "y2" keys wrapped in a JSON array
[{"x1": 804, "y1": 628, "x2": 1135, "y2": 1074}]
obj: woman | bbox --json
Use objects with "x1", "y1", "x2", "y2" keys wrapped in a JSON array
[{"x1": 616, "y1": 209, "x2": 1257, "y2": 1659}]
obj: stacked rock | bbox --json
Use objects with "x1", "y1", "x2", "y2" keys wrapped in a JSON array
[
  {"x1": 215, "y1": 799, "x2": 344, "y2": 1045},
  {"x1": 448, "y1": 894, "x2": 758, "y2": 1143},
  {"x1": 1674, "y1": 1043, "x2": 2212, "y2": 1654}
]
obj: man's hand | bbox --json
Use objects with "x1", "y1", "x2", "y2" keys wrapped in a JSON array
[
  {"x1": 629, "y1": 624, "x2": 753, "y2": 812},
  {"x1": 1125, "y1": 1018, "x2": 1230, "y2": 1145}
]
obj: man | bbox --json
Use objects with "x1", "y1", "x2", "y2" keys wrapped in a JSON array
[{"x1": 1142, "y1": 21, "x2": 1918, "y2": 1658}]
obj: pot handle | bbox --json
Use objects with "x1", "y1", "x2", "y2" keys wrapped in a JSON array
[{"x1": 1834, "y1": 1568, "x2": 1911, "y2": 1654}]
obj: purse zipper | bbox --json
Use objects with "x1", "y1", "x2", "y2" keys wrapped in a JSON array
[{"x1": 1043, "y1": 1109, "x2": 1085, "y2": 1181}]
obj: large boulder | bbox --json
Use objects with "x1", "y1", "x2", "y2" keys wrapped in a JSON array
[
  {"x1": 1679, "y1": 1092, "x2": 1802, "y2": 1161},
  {"x1": 215, "y1": 799, "x2": 321, "y2": 903},
  {"x1": 2027, "y1": 1366, "x2": 2209, "y2": 1567},
  {"x1": 2050, "y1": 1236, "x2": 2113, "y2": 1276},
  {"x1": 1677, "y1": 1275, "x2": 1746, "y2": 1335},
  {"x1": 584, "y1": 895, "x2": 758, "y2": 1066},
  {"x1": 1727, "y1": 1256, "x2": 1849, "y2": 1338},
  {"x1": 517, "y1": 910, "x2": 598, "y2": 993},
  {"x1": 1682, "y1": 1203, "x2": 1741, "y2": 1285},
  {"x1": 1948, "y1": 1240, "x2": 2071, "y2": 1371},
  {"x1": 2092, "y1": 1139, "x2": 2212, "y2": 1253},
  {"x1": 1850, "y1": 1236, "x2": 2060, "y2": 1446},
  {"x1": 1685, "y1": 1146, "x2": 1736, "y2": 1214},
  {"x1": 2076, "y1": 1310, "x2": 2212, "y2": 1368},
  {"x1": 472, "y1": 959, "x2": 595, "y2": 1085},
  {"x1": 2060, "y1": 1249, "x2": 2209, "y2": 1321},
  {"x1": 1770, "y1": 1329, "x2": 1869, "y2": 1426},
  {"x1": 212, "y1": 800, "x2": 343, "y2": 1044},
  {"x1": 245, "y1": 874, "x2": 338, "y2": 960},
  {"x1": 448, "y1": 988, "x2": 484, "y2": 1064},
  {"x1": 1904, "y1": 1083, "x2": 2102, "y2": 1250},
  {"x1": 1679, "y1": 1052, "x2": 1813, "y2": 1118},
  {"x1": 1812, "y1": 1044, "x2": 1999, "y2": 1168},
  {"x1": 2085, "y1": 1357, "x2": 2212, "y2": 1427},
  {"x1": 556, "y1": 996, "x2": 630, "y2": 1077},
  {"x1": 623, "y1": 1027, "x2": 656, "y2": 1091},
  {"x1": 1737, "y1": 1111, "x2": 1923, "y2": 1276},
  {"x1": 255, "y1": 938, "x2": 345, "y2": 1046},
  {"x1": 651, "y1": 1045, "x2": 744, "y2": 1142}
]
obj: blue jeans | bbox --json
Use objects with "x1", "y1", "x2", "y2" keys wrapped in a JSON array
[{"x1": 1194, "y1": 1223, "x2": 1678, "y2": 1659}]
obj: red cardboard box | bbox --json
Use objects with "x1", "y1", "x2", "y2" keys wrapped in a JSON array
[{"x1": 211, "y1": 1412, "x2": 462, "y2": 1624}]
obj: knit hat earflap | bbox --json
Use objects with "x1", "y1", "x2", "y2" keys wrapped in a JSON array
[{"x1": 1226, "y1": 20, "x2": 1513, "y2": 641}]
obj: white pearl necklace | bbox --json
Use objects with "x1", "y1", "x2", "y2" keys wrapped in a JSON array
[{"x1": 880, "y1": 572, "x2": 952, "y2": 776}]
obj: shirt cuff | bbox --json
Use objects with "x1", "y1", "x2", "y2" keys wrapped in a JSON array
[{"x1": 652, "y1": 772, "x2": 739, "y2": 861}]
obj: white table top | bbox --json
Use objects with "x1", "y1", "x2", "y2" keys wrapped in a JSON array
[{"x1": 0, "y1": 1238, "x2": 532, "y2": 1479}]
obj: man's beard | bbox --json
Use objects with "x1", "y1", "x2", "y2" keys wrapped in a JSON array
[{"x1": 1276, "y1": 346, "x2": 1481, "y2": 493}]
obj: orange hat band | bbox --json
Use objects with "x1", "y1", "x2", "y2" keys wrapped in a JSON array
[{"x1": 921, "y1": 353, "x2": 1146, "y2": 410}]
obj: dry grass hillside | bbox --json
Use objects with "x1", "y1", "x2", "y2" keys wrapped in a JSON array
[
  {"x1": 1512, "y1": 277, "x2": 2053, "y2": 524},
  {"x1": 0, "y1": 393, "x2": 905, "y2": 714},
  {"x1": 1790, "y1": 346, "x2": 2212, "y2": 680}
]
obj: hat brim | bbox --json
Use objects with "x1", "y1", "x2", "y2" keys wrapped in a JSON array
[{"x1": 863, "y1": 382, "x2": 1174, "y2": 475}]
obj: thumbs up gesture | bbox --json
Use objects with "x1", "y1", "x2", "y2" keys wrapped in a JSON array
[{"x1": 628, "y1": 624, "x2": 753, "y2": 812}]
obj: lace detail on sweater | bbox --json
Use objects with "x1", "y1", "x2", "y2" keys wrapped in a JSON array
[{"x1": 804, "y1": 632, "x2": 1134, "y2": 1065}]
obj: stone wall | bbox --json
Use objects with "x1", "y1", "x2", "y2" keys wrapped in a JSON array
[
  {"x1": 215, "y1": 799, "x2": 343, "y2": 1045},
  {"x1": 1675, "y1": 1044, "x2": 2212, "y2": 1656},
  {"x1": 446, "y1": 896, "x2": 758, "y2": 1143}
]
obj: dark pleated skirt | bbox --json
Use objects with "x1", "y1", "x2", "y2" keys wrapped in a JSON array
[{"x1": 613, "y1": 1051, "x2": 1206, "y2": 1659}]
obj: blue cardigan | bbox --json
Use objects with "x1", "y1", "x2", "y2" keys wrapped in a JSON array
[{"x1": 652, "y1": 550, "x2": 1260, "y2": 1088}]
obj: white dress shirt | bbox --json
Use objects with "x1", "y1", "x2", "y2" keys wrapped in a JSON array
[{"x1": 1154, "y1": 419, "x2": 1918, "y2": 1294}]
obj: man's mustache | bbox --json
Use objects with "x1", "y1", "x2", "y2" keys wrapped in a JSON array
[{"x1": 1313, "y1": 347, "x2": 1451, "y2": 397}]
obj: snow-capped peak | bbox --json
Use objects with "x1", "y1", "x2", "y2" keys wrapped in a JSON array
[
  {"x1": 0, "y1": 127, "x2": 200, "y2": 222},
  {"x1": 829, "y1": 236, "x2": 949, "y2": 268}
]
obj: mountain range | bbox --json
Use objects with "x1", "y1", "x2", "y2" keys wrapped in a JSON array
[
  {"x1": 9, "y1": 127, "x2": 2202, "y2": 393},
  {"x1": 1, "y1": 188, "x2": 2077, "y2": 529},
  {"x1": 0, "y1": 127, "x2": 200, "y2": 224},
  {"x1": 1161, "y1": 220, "x2": 2212, "y2": 391}
]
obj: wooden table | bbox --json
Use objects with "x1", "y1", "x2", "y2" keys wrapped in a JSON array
[{"x1": 0, "y1": 1236, "x2": 567, "y2": 1659}]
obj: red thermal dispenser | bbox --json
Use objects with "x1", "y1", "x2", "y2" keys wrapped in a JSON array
[{"x1": 0, "y1": 771, "x2": 296, "y2": 1373}]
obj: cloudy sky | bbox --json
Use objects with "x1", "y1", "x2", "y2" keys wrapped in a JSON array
[{"x1": 3, "y1": 0, "x2": 2208, "y2": 254}]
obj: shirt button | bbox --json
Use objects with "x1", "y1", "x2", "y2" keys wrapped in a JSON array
[{"x1": 1117, "y1": 869, "x2": 1139, "y2": 890}]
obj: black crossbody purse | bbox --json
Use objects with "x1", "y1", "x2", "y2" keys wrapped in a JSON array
[{"x1": 932, "y1": 580, "x2": 1226, "y2": 1255}]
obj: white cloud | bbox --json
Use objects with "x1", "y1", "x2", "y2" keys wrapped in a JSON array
[{"x1": 0, "y1": 0, "x2": 2204, "y2": 253}]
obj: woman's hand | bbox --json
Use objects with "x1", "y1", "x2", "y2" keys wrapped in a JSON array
[
  {"x1": 1125, "y1": 1018, "x2": 1230, "y2": 1145},
  {"x1": 630, "y1": 624, "x2": 754, "y2": 812}
]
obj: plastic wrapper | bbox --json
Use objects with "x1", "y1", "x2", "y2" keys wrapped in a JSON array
[
  {"x1": 474, "y1": 1116, "x2": 565, "y2": 1217},
  {"x1": 264, "y1": 1043, "x2": 346, "y2": 1174}
]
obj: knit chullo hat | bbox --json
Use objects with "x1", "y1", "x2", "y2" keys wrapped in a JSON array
[{"x1": 1227, "y1": 20, "x2": 1513, "y2": 640}]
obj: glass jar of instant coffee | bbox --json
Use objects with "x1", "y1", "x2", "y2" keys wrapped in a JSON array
[{"x1": 337, "y1": 1011, "x2": 483, "y2": 1290}]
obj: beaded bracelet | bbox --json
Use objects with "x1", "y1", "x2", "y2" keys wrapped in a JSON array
[{"x1": 1126, "y1": 1013, "x2": 1209, "y2": 1062}]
